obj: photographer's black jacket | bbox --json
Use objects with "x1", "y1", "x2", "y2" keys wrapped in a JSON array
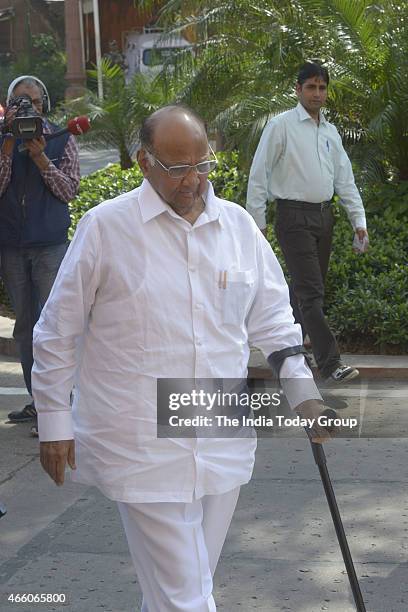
[{"x1": 0, "y1": 129, "x2": 71, "y2": 247}]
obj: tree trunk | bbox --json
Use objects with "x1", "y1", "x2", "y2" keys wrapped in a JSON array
[
  {"x1": 397, "y1": 167, "x2": 408, "y2": 182},
  {"x1": 119, "y1": 147, "x2": 134, "y2": 170}
]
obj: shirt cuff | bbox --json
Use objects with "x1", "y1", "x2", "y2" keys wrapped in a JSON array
[
  {"x1": 40, "y1": 161, "x2": 56, "y2": 179},
  {"x1": 38, "y1": 410, "x2": 74, "y2": 442},
  {"x1": 281, "y1": 377, "x2": 322, "y2": 410},
  {"x1": 353, "y1": 218, "x2": 367, "y2": 230},
  {"x1": 279, "y1": 353, "x2": 322, "y2": 409},
  {"x1": 247, "y1": 207, "x2": 267, "y2": 230}
]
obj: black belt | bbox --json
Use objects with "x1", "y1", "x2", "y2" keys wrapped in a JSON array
[{"x1": 276, "y1": 199, "x2": 332, "y2": 211}]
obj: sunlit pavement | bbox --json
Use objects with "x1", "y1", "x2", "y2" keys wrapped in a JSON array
[{"x1": 78, "y1": 146, "x2": 119, "y2": 177}]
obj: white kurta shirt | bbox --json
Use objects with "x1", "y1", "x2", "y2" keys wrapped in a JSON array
[
  {"x1": 246, "y1": 102, "x2": 366, "y2": 230},
  {"x1": 32, "y1": 179, "x2": 320, "y2": 503}
]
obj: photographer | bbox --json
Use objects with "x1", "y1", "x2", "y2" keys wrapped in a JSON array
[{"x1": 0, "y1": 76, "x2": 80, "y2": 434}]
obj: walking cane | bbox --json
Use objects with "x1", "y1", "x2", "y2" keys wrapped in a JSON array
[
  {"x1": 306, "y1": 410, "x2": 366, "y2": 612},
  {"x1": 267, "y1": 346, "x2": 367, "y2": 611}
]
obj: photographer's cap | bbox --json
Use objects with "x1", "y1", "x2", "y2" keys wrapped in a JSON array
[{"x1": 6, "y1": 76, "x2": 51, "y2": 112}]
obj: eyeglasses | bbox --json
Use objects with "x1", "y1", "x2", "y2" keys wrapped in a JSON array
[{"x1": 145, "y1": 145, "x2": 218, "y2": 179}]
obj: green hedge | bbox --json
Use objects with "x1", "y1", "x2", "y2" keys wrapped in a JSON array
[
  {"x1": 2, "y1": 154, "x2": 407, "y2": 352},
  {"x1": 69, "y1": 154, "x2": 407, "y2": 352},
  {"x1": 69, "y1": 163, "x2": 143, "y2": 237},
  {"x1": 69, "y1": 151, "x2": 248, "y2": 236},
  {"x1": 324, "y1": 210, "x2": 408, "y2": 351},
  {"x1": 324, "y1": 181, "x2": 408, "y2": 351}
]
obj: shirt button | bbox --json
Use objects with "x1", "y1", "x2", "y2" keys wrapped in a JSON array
[
  {"x1": 195, "y1": 303, "x2": 202, "y2": 310},
  {"x1": 189, "y1": 266, "x2": 196, "y2": 272},
  {"x1": 196, "y1": 339, "x2": 202, "y2": 346}
]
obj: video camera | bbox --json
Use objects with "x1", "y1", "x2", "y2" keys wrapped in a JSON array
[{"x1": 4, "y1": 93, "x2": 43, "y2": 140}]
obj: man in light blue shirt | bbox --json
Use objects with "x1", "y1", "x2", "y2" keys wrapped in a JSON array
[{"x1": 246, "y1": 62, "x2": 369, "y2": 383}]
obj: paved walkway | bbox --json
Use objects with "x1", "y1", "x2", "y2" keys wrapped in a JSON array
[
  {"x1": 1, "y1": 370, "x2": 408, "y2": 611},
  {"x1": 1, "y1": 324, "x2": 408, "y2": 611}
]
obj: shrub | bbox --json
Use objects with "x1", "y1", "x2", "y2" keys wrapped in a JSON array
[
  {"x1": 3, "y1": 153, "x2": 406, "y2": 352},
  {"x1": 69, "y1": 152, "x2": 247, "y2": 235},
  {"x1": 210, "y1": 151, "x2": 249, "y2": 205},
  {"x1": 324, "y1": 207, "x2": 408, "y2": 351},
  {"x1": 70, "y1": 155, "x2": 406, "y2": 351},
  {"x1": 362, "y1": 181, "x2": 408, "y2": 220},
  {"x1": 69, "y1": 164, "x2": 143, "y2": 236}
]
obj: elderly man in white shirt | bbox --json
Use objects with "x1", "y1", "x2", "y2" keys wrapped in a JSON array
[
  {"x1": 247, "y1": 62, "x2": 369, "y2": 385},
  {"x1": 33, "y1": 105, "x2": 330, "y2": 612}
]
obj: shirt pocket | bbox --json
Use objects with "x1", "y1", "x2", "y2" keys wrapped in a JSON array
[{"x1": 215, "y1": 269, "x2": 256, "y2": 327}]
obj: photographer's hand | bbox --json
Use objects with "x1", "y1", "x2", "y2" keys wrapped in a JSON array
[
  {"x1": 26, "y1": 137, "x2": 50, "y2": 171},
  {"x1": 3, "y1": 106, "x2": 17, "y2": 132},
  {"x1": 1, "y1": 107, "x2": 17, "y2": 157}
]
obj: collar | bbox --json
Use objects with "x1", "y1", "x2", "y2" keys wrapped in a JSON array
[
  {"x1": 139, "y1": 178, "x2": 223, "y2": 227},
  {"x1": 295, "y1": 102, "x2": 327, "y2": 125}
]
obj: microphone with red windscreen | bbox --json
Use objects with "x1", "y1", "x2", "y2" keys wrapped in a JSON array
[{"x1": 45, "y1": 115, "x2": 91, "y2": 141}]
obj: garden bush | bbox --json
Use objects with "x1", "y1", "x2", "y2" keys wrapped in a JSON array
[
  {"x1": 69, "y1": 154, "x2": 407, "y2": 352},
  {"x1": 266, "y1": 204, "x2": 407, "y2": 352},
  {"x1": 2, "y1": 153, "x2": 406, "y2": 352},
  {"x1": 69, "y1": 152, "x2": 249, "y2": 236},
  {"x1": 69, "y1": 164, "x2": 142, "y2": 236},
  {"x1": 324, "y1": 208, "x2": 408, "y2": 352}
]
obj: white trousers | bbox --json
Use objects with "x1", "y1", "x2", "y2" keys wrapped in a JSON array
[{"x1": 117, "y1": 486, "x2": 241, "y2": 612}]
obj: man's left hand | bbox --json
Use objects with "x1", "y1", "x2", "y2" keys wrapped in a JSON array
[
  {"x1": 25, "y1": 137, "x2": 50, "y2": 171},
  {"x1": 40, "y1": 439, "x2": 76, "y2": 486},
  {"x1": 355, "y1": 227, "x2": 368, "y2": 242},
  {"x1": 25, "y1": 136, "x2": 46, "y2": 157},
  {"x1": 353, "y1": 227, "x2": 369, "y2": 254},
  {"x1": 25, "y1": 136, "x2": 47, "y2": 159}
]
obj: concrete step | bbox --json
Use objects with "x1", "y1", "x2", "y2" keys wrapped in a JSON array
[{"x1": 1, "y1": 316, "x2": 407, "y2": 379}]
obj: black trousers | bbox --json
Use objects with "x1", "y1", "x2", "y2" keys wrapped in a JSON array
[{"x1": 275, "y1": 200, "x2": 341, "y2": 378}]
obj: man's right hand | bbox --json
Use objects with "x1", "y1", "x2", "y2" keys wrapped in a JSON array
[
  {"x1": 3, "y1": 106, "x2": 17, "y2": 133},
  {"x1": 40, "y1": 440, "x2": 76, "y2": 486}
]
